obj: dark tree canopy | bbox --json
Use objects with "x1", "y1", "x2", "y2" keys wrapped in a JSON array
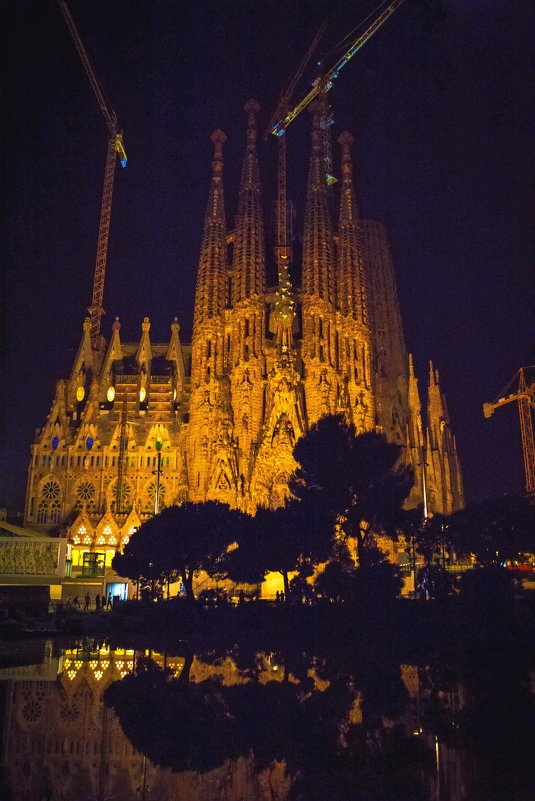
[
  {"x1": 440, "y1": 494, "x2": 535, "y2": 567},
  {"x1": 291, "y1": 415, "x2": 414, "y2": 564},
  {"x1": 225, "y1": 500, "x2": 333, "y2": 599},
  {"x1": 113, "y1": 501, "x2": 246, "y2": 599}
]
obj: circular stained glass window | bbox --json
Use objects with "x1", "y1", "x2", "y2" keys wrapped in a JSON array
[
  {"x1": 22, "y1": 700, "x2": 42, "y2": 722},
  {"x1": 76, "y1": 482, "x2": 95, "y2": 501},
  {"x1": 51, "y1": 436, "x2": 59, "y2": 450},
  {"x1": 86, "y1": 436, "x2": 94, "y2": 450},
  {"x1": 41, "y1": 480, "x2": 60, "y2": 500},
  {"x1": 76, "y1": 386, "x2": 85, "y2": 402}
]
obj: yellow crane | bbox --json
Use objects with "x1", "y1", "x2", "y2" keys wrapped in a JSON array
[
  {"x1": 58, "y1": 1, "x2": 127, "y2": 350},
  {"x1": 271, "y1": 0, "x2": 406, "y2": 136},
  {"x1": 483, "y1": 366, "x2": 535, "y2": 494},
  {"x1": 269, "y1": 0, "x2": 406, "y2": 265}
]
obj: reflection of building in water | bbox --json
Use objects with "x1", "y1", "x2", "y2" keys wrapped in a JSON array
[
  {"x1": 0, "y1": 644, "x2": 290, "y2": 801},
  {"x1": 0, "y1": 643, "x2": 477, "y2": 801}
]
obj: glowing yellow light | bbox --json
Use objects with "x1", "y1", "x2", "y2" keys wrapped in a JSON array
[
  {"x1": 139, "y1": 387, "x2": 146, "y2": 402},
  {"x1": 107, "y1": 386, "x2": 115, "y2": 402},
  {"x1": 76, "y1": 386, "x2": 85, "y2": 402}
]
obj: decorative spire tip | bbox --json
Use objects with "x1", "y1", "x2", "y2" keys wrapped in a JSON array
[
  {"x1": 211, "y1": 129, "x2": 227, "y2": 145},
  {"x1": 244, "y1": 99, "x2": 260, "y2": 116},
  {"x1": 338, "y1": 131, "x2": 354, "y2": 147}
]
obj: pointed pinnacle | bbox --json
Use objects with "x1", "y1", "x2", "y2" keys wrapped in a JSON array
[
  {"x1": 211, "y1": 130, "x2": 227, "y2": 177},
  {"x1": 338, "y1": 130, "x2": 354, "y2": 152},
  {"x1": 244, "y1": 99, "x2": 260, "y2": 128},
  {"x1": 211, "y1": 129, "x2": 227, "y2": 145}
]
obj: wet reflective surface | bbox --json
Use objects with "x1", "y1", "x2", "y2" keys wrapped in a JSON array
[{"x1": 0, "y1": 626, "x2": 533, "y2": 801}]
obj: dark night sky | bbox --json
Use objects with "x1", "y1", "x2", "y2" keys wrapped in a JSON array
[{"x1": 2, "y1": 0, "x2": 533, "y2": 512}]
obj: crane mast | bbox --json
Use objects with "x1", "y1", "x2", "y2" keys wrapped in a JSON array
[
  {"x1": 483, "y1": 366, "x2": 535, "y2": 494},
  {"x1": 58, "y1": 1, "x2": 127, "y2": 350},
  {"x1": 266, "y1": 23, "x2": 327, "y2": 272}
]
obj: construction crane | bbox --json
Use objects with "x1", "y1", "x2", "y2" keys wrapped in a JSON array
[
  {"x1": 58, "y1": 1, "x2": 127, "y2": 350},
  {"x1": 483, "y1": 366, "x2": 535, "y2": 494},
  {"x1": 271, "y1": 0, "x2": 406, "y2": 136},
  {"x1": 269, "y1": 0, "x2": 406, "y2": 264},
  {"x1": 265, "y1": 22, "x2": 327, "y2": 272}
]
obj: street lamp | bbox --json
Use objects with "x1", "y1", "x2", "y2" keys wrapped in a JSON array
[{"x1": 153, "y1": 438, "x2": 163, "y2": 516}]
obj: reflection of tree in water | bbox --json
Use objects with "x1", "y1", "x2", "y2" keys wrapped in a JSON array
[
  {"x1": 104, "y1": 642, "x2": 435, "y2": 800},
  {"x1": 417, "y1": 568, "x2": 535, "y2": 801}
]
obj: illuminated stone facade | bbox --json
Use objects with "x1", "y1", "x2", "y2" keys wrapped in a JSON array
[{"x1": 24, "y1": 102, "x2": 463, "y2": 560}]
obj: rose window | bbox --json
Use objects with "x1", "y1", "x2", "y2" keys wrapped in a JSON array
[
  {"x1": 112, "y1": 481, "x2": 131, "y2": 502},
  {"x1": 60, "y1": 702, "x2": 81, "y2": 723},
  {"x1": 76, "y1": 482, "x2": 95, "y2": 501},
  {"x1": 22, "y1": 700, "x2": 42, "y2": 722},
  {"x1": 41, "y1": 481, "x2": 60, "y2": 500},
  {"x1": 145, "y1": 481, "x2": 166, "y2": 510},
  {"x1": 110, "y1": 480, "x2": 132, "y2": 513}
]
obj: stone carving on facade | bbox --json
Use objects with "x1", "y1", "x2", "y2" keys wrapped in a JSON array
[{"x1": 0, "y1": 540, "x2": 58, "y2": 575}]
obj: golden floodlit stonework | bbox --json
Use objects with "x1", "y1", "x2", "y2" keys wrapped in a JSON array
[{"x1": 24, "y1": 102, "x2": 463, "y2": 561}]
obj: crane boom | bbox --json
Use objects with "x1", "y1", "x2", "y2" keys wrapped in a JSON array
[
  {"x1": 58, "y1": 0, "x2": 127, "y2": 349},
  {"x1": 272, "y1": 0, "x2": 406, "y2": 136},
  {"x1": 483, "y1": 367, "x2": 535, "y2": 494}
]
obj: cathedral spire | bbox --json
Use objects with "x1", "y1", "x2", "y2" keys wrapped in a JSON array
[
  {"x1": 193, "y1": 129, "x2": 228, "y2": 335},
  {"x1": 302, "y1": 99, "x2": 335, "y2": 304},
  {"x1": 231, "y1": 100, "x2": 266, "y2": 303},
  {"x1": 271, "y1": 262, "x2": 295, "y2": 356},
  {"x1": 337, "y1": 131, "x2": 366, "y2": 323},
  {"x1": 407, "y1": 353, "x2": 424, "y2": 449}
]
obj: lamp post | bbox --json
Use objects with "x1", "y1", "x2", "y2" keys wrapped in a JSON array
[{"x1": 153, "y1": 438, "x2": 163, "y2": 516}]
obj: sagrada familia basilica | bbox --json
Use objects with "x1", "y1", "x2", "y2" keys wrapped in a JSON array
[{"x1": 24, "y1": 100, "x2": 463, "y2": 571}]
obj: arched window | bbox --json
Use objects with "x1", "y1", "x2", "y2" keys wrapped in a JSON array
[
  {"x1": 50, "y1": 500, "x2": 61, "y2": 524},
  {"x1": 37, "y1": 501, "x2": 48, "y2": 523}
]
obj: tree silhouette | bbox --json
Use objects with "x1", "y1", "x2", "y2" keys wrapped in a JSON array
[
  {"x1": 225, "y1": 500, "x2": 332, "y2": 599},
  {"x1": 291, "y1": 415, "x2": 413, "y2": 565},
  {"x1": 113, "y1": 501, "x2": 246, "y2": 600},
  {"x1": 440, "y1": 494, "x2": 535, "y2": 567}
]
